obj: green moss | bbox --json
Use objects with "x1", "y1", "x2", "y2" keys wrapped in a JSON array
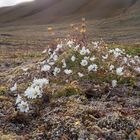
[
  {"x1": 0, "y1": 86, "x2": 7, "y2": 96},
  {"x1": 53, "y1": 84, "x2": 81, "y2": 98},
  {"x1": 118, "y1": 77, "x2": 136, "y2": 86},
  {"x1": 0, "y1": 90, "x2": 6, "y2": 95}
]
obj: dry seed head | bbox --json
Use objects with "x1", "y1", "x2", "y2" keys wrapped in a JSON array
[
  {"x1": 47, "y1": 27, "x2": 53, "y2": 31},
  {"x1": 80, "y1": 28, "x2": 86, "y2": 33},
  {"x1": 74, "y1": 27, "x2": 79, "y2": 31},
  {"x1": 47, "y1": 27, "x2": 55, "y2": 35},
  {"x1": 82, "y1": 17, "x2": 86, "y2": 22},
  {"x1": 80, "y1": 18, "x2": 87, "y2": 33},
  {"x1": 70, "y1": 24, "x2": 74, "y2": 29}
]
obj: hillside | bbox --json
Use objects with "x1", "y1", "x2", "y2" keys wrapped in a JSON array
[{"x1": 0, "y1": 0, "x2": 139, "y2": 25}]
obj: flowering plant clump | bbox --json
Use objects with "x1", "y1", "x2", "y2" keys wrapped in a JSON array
[
  {"x1": 12, "y1": 38, "x2": 140, "y2": 113},
  {"x1": 8, "y1": 19, "x2": 139, "y2": 114}
]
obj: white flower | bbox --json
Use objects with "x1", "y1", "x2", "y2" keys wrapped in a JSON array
[
  {"x1": 134, "y1": 56, "x2": 140, "y2": 63},
  {"x1": 78, "y1": 72, "x2": 84, "y2": 77},
  {"x1": 130, "y1": 59, "x2": 135, "y2": 64},
  {"x1": 112, "y1": 80, "x2": 117, "y2": 88},
  {"x1": 40, "y1": 60, "x2": 46, "y2": 65},
  {"x1": 66, "y1": 80, "x2": 69, "y2": 83},
  {"x1": 55, "y1": 44, "x2": 63, "y2": 52},
  {"x1": 109, "y1": 65, "x2": 114, "y2": 71},
  {"x1": 41, "y1": 64, "x2": 51, "y2": 72},
  {"x1": 71, "y1": 55, "x2": 76, "y2": 62},
  {"x1": 10, "y1": 83, "x2": 17, "y2": 92},
  {"x1": 21, "y1": 67, "x2": 29, "y2": 72},
  {"x1": 25, "y1": 87, "x2": 36, "y2": 99},
  {"x1": 92, "y1": 41, "x2": 99, "y2": 48},
  {"x1": 53, "y1": 54, "x2": 58, "y2": 61},
  {"x1": 80, "y1": 47, "x2": 90, "y2": 55},
  {"x1": 127, "y1": 54, "x2": 131, "y2": 58},
  {"x1": 81, "y1": 59, "x2": 88, "y2": 66},
  {"x1": 24, "y1": 78, "x2": 49, "y2": 99},
  {"x1": 32, "y1": 78, "x2": 49, "y2": 88},
  {"x1": 67, "y1": 40, "x2": 74, "y2": 47},
  {"x1": 134, "y1": 67, "x2": 140, "y2": 73},
  {"x1": 57, "y1": 44, "x2": 63, "y2": 49},
  {"x1": 50, "y1": 54, "x2": 54, "y2": 60},
  {"x1": 109, "y1": 49, "x2": 113, "y2": 53},
  {"x1": 48, "y1": 61, "x2": 55, "y2": 66},
  {"x1": 123, "y1": 57, "x2": 128, "y2": 64},
  {"x1": 74, "y1": 45, "x2": 80, "y2": 51},
  {"x1": 116, "y1": 67, "x2": 124, "y2": 76},
  {"x1": 115, "y1": 48, "x2": 122, "y2": 52},
  {"x1": 109, "y1": 48, "x2": 124, "y2": 58},
  {"x1": 90, "y1": 56, "x2": 96, "y2": 61},
  {"x1": 84, "y1": 56, "x2": 90, "y2": 60},
  {"x1": 114, "y1": 52, "x2": 120, "y2": 58},
  {"x1": 15, "y1": 94, "x2": 22, "y2": 105},
  {"x1": 17, "y1": 101, "x2": 29, "y2": 113},
  {"x1": 53, "y1": 67, "x2": 61, "y2": 76},
  {"x1": 24, "y1": 86, "x2": 42, "y2": 99},
  {"x1": 86, "y1": 49, "x2": 90, "y2": 54},
  {"x1": 80, "y1": 47, "x2": 87, "y2": 55},
  {"x1": 42, "y1": 49, "x2": 47, "y2": 54},
  {"x1": 62, "y1": 59, "x2": 67, "y2": 68},
  {"x1": 88, "y1": 65, "x2": 94, "y2": 72},
  {"x1": 64, "y1": 69, "x2": 73, "y2": 75},
  {"x1": 48, "y1": 48, "x2": 52, "y2": 55},
  {"x1": 102, "y1": 54, "x2": 108, "y2": 60},
  {"x1": 88, "y1": 64, "x2": 98, "y2": 72}
]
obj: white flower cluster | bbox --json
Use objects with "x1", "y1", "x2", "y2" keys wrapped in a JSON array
[
  {"x1": 134, "y1": 67, "x2": 140, "y2": 73},
  {"x1": 53, "y1": 67, "x2": 61, "y2": 76},
  {"x1": 88, "y1": 64, "x2": 98, "y2": 72},
  {"x1": 109, "y1": 48, "x2": 125, "y2": 58},
  {"x1": 24, "y1": 78, "x2": 49, "y2": 99},
  {"x1": 109, "y1": 65, "x2": 115, "y2": 71},
  {"x1": 78, "y1": 72, "x2": 84, "y2": 77},
  {"x1": 71, "y1": 55, "x2": 76, "y2": 62},
  {"x1": 62, "y1": 59, "x2": 67, "y2": 68},
  {"x1": 15, "y1": 78, "x2": 49, "y2": 112},
  {"x1": 16, "y1": 95, "x2": 29, "y2": 113},
  {"x1": 10, "y1": 83, "x2": 17, "y2": 92},
  {"x1": 17, "y1": 100, "x2": 29, "y2": 113},
  {"x1": 41, "y1": 64, "x2": 51, "y2": 72},
  {"x1": 74, "y1": 45, "x2": 80, "y2": 51},
  {"x1": 13, "y1": 40, "x2": 140, "y2": 113},
  {"x1": 67, "y1": 40, "x2": 74, "y2": 48},
  {"x1": 116, "y1": 67, "x2": 124, "y2": 76},
  {"x1": 81, "y1": 59, "x2": 88, "y2": 66},
  {"x1": 80, "y1": 46, "x2": 90, "y2": 55},
  {"x1": 46, "y1": 43, "x2": 63, "y2": 65},
  {"x1": 112, "y1": 80, "x2": 117, "y2": 88},
  {"x1": 90, "y1": 56, "x2": 96, "y2": 61},
  {"x1": 92, "y1": 41, "x2": 99, "y2": 49},
  {"x1": 102, "y1": 54, "x2": 108, "y2": 60},
  {"x1": 64, "y1": 69, "x2": 73, "y2": 75}
]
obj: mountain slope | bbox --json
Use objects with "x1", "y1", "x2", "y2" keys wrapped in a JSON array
[{"x1": 0, "y1": 0, "x2": 139, "y2": 25}]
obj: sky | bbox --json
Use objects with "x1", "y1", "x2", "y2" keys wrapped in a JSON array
[{"x1": 0, "y1": 0, "x2": 34, "y2": 7}]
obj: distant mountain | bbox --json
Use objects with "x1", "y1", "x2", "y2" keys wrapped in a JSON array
[{"x1": 0, "y1": 0, "x2": 139, "y2": 25}]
